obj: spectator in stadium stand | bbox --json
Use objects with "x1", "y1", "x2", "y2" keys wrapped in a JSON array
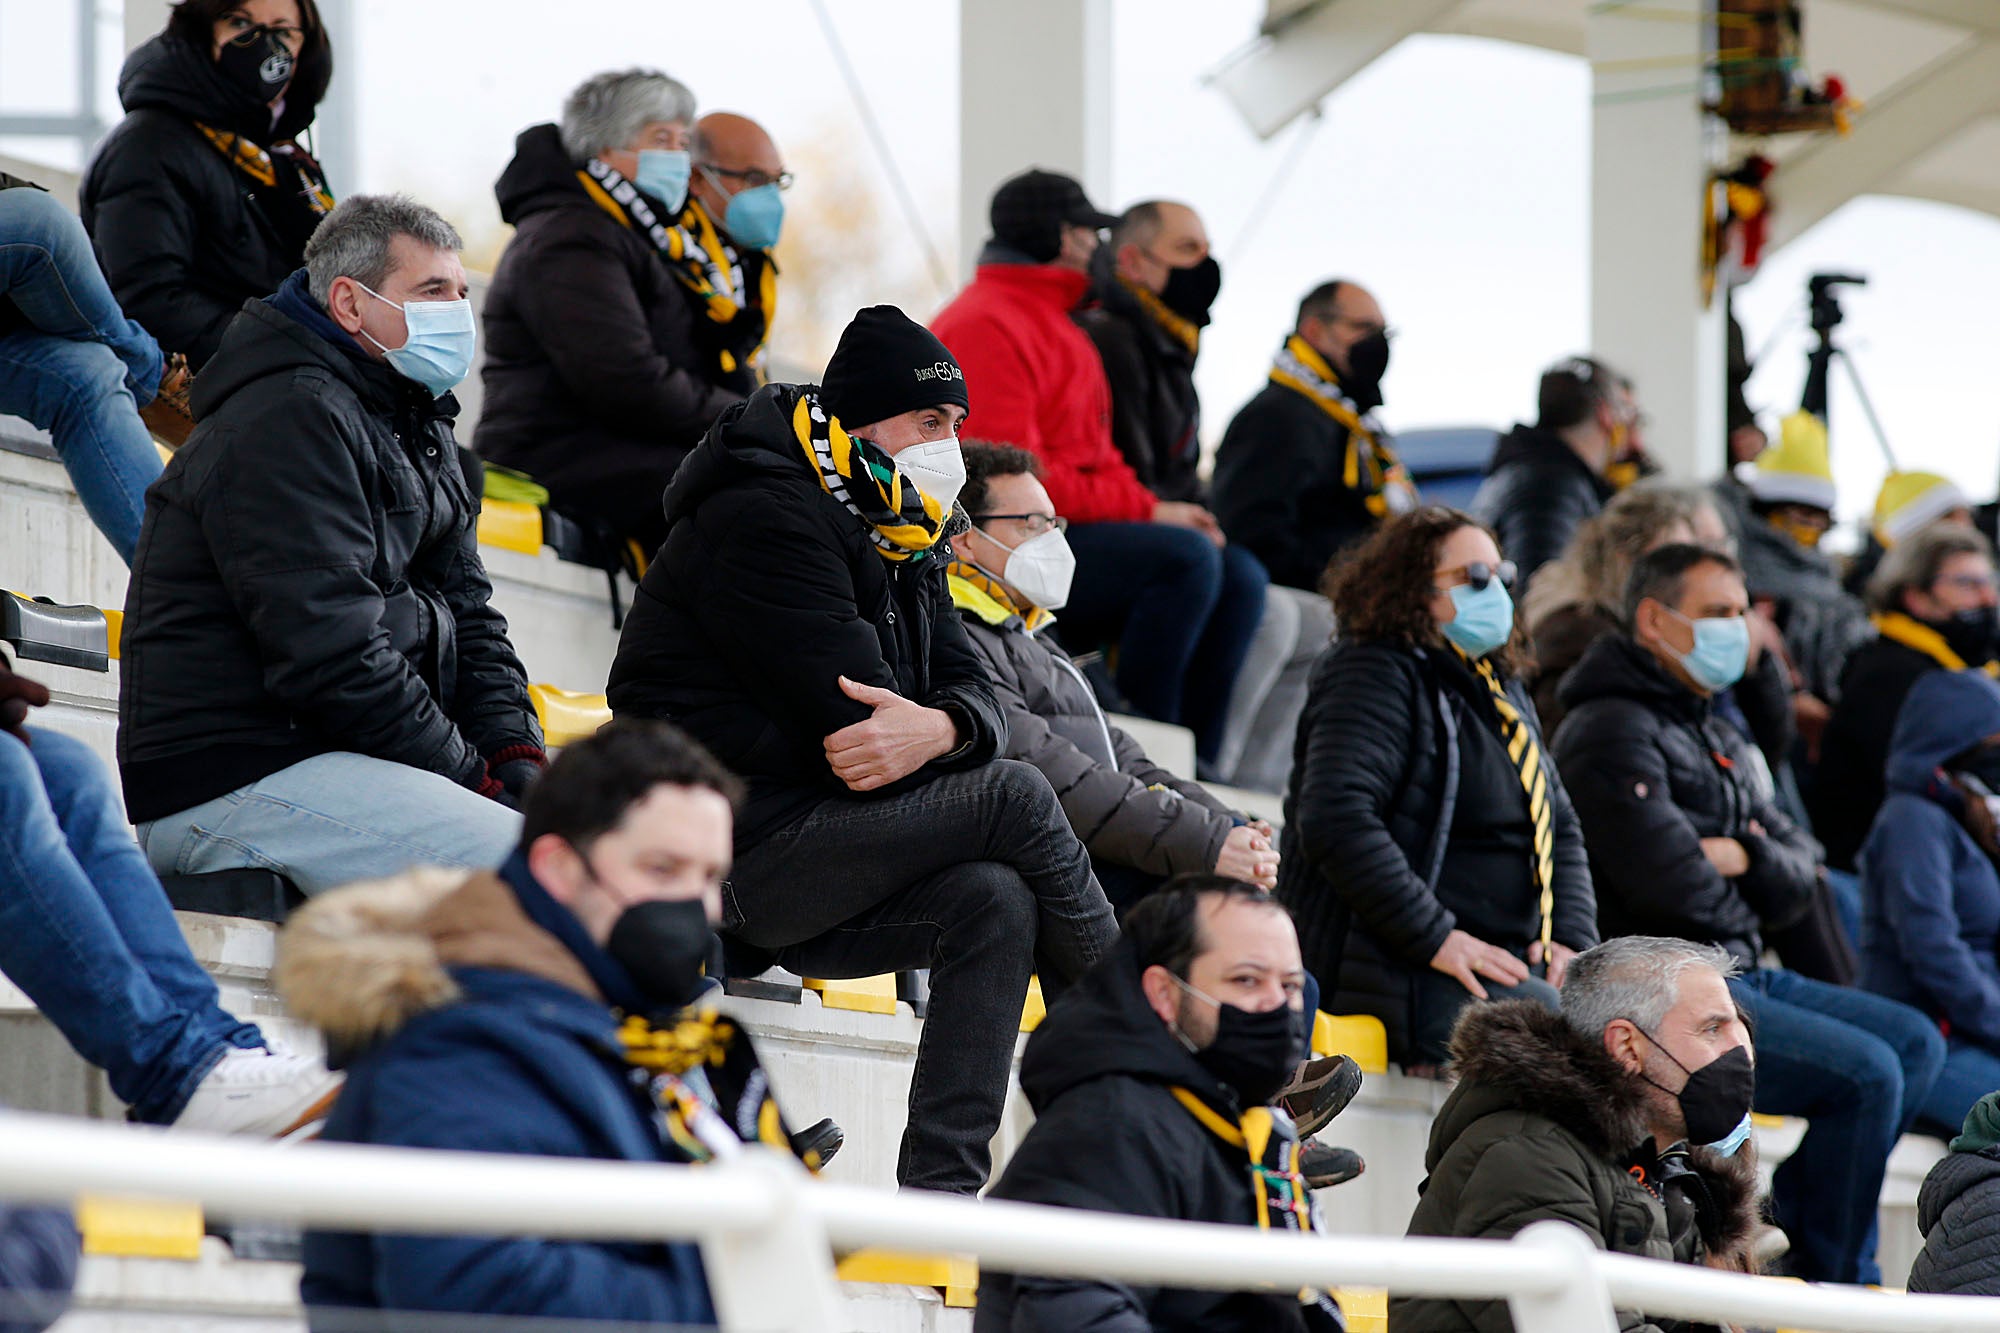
[
  {"x1": 284, "y1": 720, "x2": 821, "y2": 1328},
  {"x1": 476, "y1": 72, "x2": 786, "y2": 555},
  {"x1": 606, "y1": 305, "x2": 1116, "y2": 1196},
  {"x1": 0, "y1": 174, "x2": 187, "y2": 562},
  {"x1": 1393, "y1": 936, "x2": 1762, "y2": 1330},
  {"x1": 1860, "y1": 670, "x2": 2000, "y2": 1137},
  {"x1": 0, "y1": 657, "x2": 341, "y2": 1136},
  {"x1": 1908, "y1": 1091, "x2": 2000, "y2": 1297},
  {"x1": 1840, "y1": 469, "x2": 1974, "y2": 599},
  {"x1": 82, "y1": 0, "x2": 335, "y2": 372},
  {"x1": 117, "y1": 194, "x2": 542, "y2": 895},
  {"x1": 976, "y1": 878, "x2": 1349, "y2": 1333},
  {"x1": 1278, "y1": 507, "x2": 1597, "y2": 1074},
  {"x1": 1809, "y1": 525, "x2": 1999, "y2": 874},
  {"x1": 1469, "y1": 356, "x2": 1637, "y2": 587},
  {"x1": 931, "y1": 169, "x2": 1265, "y2": 770},
  {"x1": 1551, "y1": 542, "x2": 1944, "y2": 1285},
  {"x1": 0, "y1": 1199, "x2": 76, "y2": 1333},
  {"x1": 1211, "y1": 278, "x2": 1411, "y2": 593}
]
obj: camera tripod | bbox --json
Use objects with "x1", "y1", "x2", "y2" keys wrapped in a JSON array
[{"x1": 1801, "y1": 272, "x2": 1898, "y2": 470}]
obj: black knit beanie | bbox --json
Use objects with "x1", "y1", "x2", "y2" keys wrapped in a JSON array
[{"x1": 821, "y1": 305, "x2": 969, "y2": 431}]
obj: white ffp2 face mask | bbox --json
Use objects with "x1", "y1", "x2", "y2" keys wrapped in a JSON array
[
  {"x1": 992, "y1": 526, "x2": 1076, "y2": 611},
  {"x1": 895, "y1": 438, "x2": 968, "y2": 511}
]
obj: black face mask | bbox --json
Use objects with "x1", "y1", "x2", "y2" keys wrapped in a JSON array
[
  {"x1": 1157, "y1": 256, "x2": 1222, "y2": 327},
  {"x1": 1634, "y1": 1028, "x2": 1755, "y2": 1147},
  {"x1": 215, "y1": 29, "x2": 295, "y2": 105},
  {"x1": 1340, "y1": 330, "x2": 1391, "y2": 412},
  {"x1": 1173, "y1": 976, "x2": 1302, "y2": 1107},
  {"x1": 1940, "y1": 605, "x2": 2000, "y2": 665},
  {"x1": 605, "y1": 898, "x2": 713, "y2": 1012}
]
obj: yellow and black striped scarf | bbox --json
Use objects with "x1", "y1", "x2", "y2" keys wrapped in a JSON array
[
  {"x1": 620, "y1": 1007, "x2": 827, "y2": 1171},
  {"x1": 1118, "y1": 275, "x2": 1200, "y2": 356},
  {"x1": 1872, "y1": 611, "x2": 2000, "y2": 678},
  {"x1": 579, "y1": 160, "x2": 776, "y2": 377},
  {"x1": 1453, "y1": 645, "x2": 1557, "y2": 952},
  {"x1": 195, "y1": 123, "x2": 334, "y2": 214},
  {"x1": 795, "y1": 392, "x2": 947, "y2": 562},
  {"x1": 1269, "y1": 334, "x2": 1414, "y2": 520},
  {"x1": 947, "y1": 560, "x2": 1056, "y2": 633}
]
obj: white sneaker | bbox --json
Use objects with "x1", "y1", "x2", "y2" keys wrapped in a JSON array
[{"x1": 174, "y1": 1047, "x2": 344, "y2": 1137}]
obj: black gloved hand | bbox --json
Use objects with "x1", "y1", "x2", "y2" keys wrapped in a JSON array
[
  {"x1": 0, "y1": 665, "x2": 51, "y2": 743},
  {"x1": 493, "y1": 758, "x2": 544, "y2": 802}
]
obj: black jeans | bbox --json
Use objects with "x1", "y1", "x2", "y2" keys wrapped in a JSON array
[{"x1": 724, "y1": 760, "x2": 1118, "y2": 1195}]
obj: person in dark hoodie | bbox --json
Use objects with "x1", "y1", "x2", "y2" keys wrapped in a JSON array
[
  {"x1": 1394, "y1": 935, "x2": 1762, "y2": 1333},
  {"x1": 281, "y1": 718, "x2": 822, "y2": 1329},
  {"x1": 1552, "y1": 542, "x2": 1944, "y2": 1285},
  {"x1": 977, "y1": 876, "x2": 1347, "y2": 1333},
  {"x1": 607, "y1": 305, "x2": 1116, "y2": 1197},
  {"x1": 118, "y1": 194, "x2": 542, "y2": 895},
  {"x1": 82, "y1": 0, "x2": 335, "y2": 371},
  {"x1": 1470, "y1": 357, "x2": 1635, "y2": 588},
  {"x1": 475, "y1": 71, "x2": 784, "y2": 554},
  {"x1": 1908, "y1": 1091, "x2": 2000, "y2": 1297},
  {"x1": 1860, "y1": 669, "x2": 2000, "y2": 1137}
]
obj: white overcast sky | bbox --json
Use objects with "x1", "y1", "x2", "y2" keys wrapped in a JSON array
[{"x1": 5, "y1": 0, "x2": 1999, "y2": 533}]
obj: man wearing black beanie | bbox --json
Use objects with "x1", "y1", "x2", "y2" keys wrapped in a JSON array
[{"x1": 609, "y1": 304, "x2": 1118, "y2": 1198}]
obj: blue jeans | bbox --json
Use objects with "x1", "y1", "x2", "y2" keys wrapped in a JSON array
[
  {"x1": 1921, "y1": 1037, "x2": 2000, "y2": 1141},
  {"x1": 137, "y1": 752, "x2": 524, "y2": 897},
  {"x1": 1731, "y1": 968, "x2": 1945, "y2": 1285},
  {"x1": 0, "y1": 187, "x2": 163, "y2": 563},
  {"x1": 0, "y1": 729, "x2": 262, "y2": 1123},
  {"x1": 1061, "y1": 523, "x2": 1268, "y2": 765}
]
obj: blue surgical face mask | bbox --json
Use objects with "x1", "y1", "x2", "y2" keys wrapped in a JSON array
[
  {"x1": 634, "y1": 149, "x2": 691, "y2": 213},
  {"x1": 1442, "y1": 580, "x2": 1515, "y2": 659},
  {"x1": 358, "y1": 282, "x2": 477, "y2": 398},
  {"x1": 723, "y1": 182, "x2": 785, "y2": 251},
  {"x1": 1707, "y1": 1110, "x2": 1754, "y2": 1158},
  {"x1": 1661, "y1": 606, "x2": 1750, "y2": 693}
]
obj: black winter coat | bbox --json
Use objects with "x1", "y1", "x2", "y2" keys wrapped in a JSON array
[
  {"x1": 977, "y1": 936, "x2": 1332, "y2": 1333},
  {"x1": 1552, "y1": 636, "x2": 1819, "y2": 966},
  {"x1": 1277, "y1": 640, "x2": 1596, "y2": 1061},
  {"x1": 1468, "y1": 425, "x2": 1613, "y2": 584},
  {"x1": 118, "y1": 272, "x2": 540, "y2": 824},
  {"x1": 1212, "y1": 381, "x2": 1373, "y2": 592},
  {"x1": 1075, "y1": 277, "x2": 1204, "y2": 503},
  {"x1": 1808, "y1": 636, "x2": 1941, "y2": 873},
  {"x1": 82, "y1": 34, "x2": 332, "y2": 370},
  {"x1": 473, "y1": 124, "x2": 747, "y2": 551},
  {"x1": 1908, "y1": 1146, "x2": 2000, "y2": 1296},
  {"x1": 606, "y1": 383, "x2": 1006, "y2": 844}
]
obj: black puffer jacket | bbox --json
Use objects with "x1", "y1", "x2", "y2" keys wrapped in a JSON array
[
  {"x1": 606, "y1": 384, "x2": 1005, "y2": 844},
  {"x1": 977, "y1": 936, "x2": 1337, "y2": 1333},
  {"x1": 1552, "y1": 636, "x2": 1819, "y2": 965},
  {"x1": 1277, "y1": 640, "x2": 1596, "y2": 1061},
  {"x1": 118, "y1": 271, "x2": 540, "y2": 824},
  {"x1": 1074, "y1": 274, "x2": 1203, "y2": 503},
  {"x1": 473, "y1": 124, "x2": 748, "y2": 551},
  {"x1": 1908, "y1": 1146, "x2": 2000, "y2": 1296},
  {"x1": 1468, "y1": 425, "x2": 1613, "y2": 583},
  {"x1": 1212, "y1": 379, "x2": 1372, "y2": 592},
  {"x1": 82, "y1": 33, "x2": 333, "y2": 369},
  {"x1": 1808, "y1": 635, "x2": 1942, "y2": 873}
]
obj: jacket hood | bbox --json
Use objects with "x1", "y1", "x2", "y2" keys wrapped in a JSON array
[
  {"x1": 495, "y1": 123, "x2": 594, "y2": 226},
  {"x1": 1888, "y1": 669, "x2": 2000, "y2": 796},
  {"x1": 1918, "y1": 1147, "x2": 2000, "y2": 1236},
  {"x1": 1440, "y1": 999, "x2": 1654, "y2": 1158},
  {"x1": 274, "y1": 861, "x2": 607, "y2": 1055},
  {"x1": 1018, "y1": 935, "x2": 1235, "y2": 1115},
  {"x1": 1555, "y1": 631, "x2": 1704, "y2": 718},
  {"x1": 662, "y1": 382, "x2": 821, "y2": 525},
  {"x1": 1488, "y1": 423, "x2": 1604, "y2": 488},
  {"x1": 118, "y1": 31, "x2": 327, "y2": 142}
]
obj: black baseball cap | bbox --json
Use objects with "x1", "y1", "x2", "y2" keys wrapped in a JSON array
[{"x1": 989, "y1": 168, "x2": 1118, "y2": 263}]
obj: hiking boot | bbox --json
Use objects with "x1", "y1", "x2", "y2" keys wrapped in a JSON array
[
  {"x1": 1300, "y1": 1142, "x2": 1365, "y2": 1189},
  {"x1": 139, "y1": 353, "x2": 194, "y2": 450},
  {"x1": 789, "y1": 1117, "x2": 844, "y2": 1169},
  {"x1": 174, "y1": 1047, "x2": 343, "y2": 1137},
  {"x1": 1278, "y1": 1054, "x2": 1363, "y2": 1138}
]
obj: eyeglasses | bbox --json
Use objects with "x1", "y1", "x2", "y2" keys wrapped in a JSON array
[
  {"x1": 1333, "y1": 315, "x2": 1392, "y2": 340},
  {"x1": 1938, "y1": 573, "x2": 1998, "y2": 594},
  {"x1": 976, "y1": 513, "x2": 1068, "y2": 536},
  {"x1": 699, "y1": 163, "x2": 795, "y2": 192},
  {"x1": 1435, "y1": 560, "x2": 1518, "y2": 593}
]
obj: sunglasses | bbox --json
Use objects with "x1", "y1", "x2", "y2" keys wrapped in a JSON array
[{"x1": 1436, "y1": 560, "x2": 1518, "y2": 594}]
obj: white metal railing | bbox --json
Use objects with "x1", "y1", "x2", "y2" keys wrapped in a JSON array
[{"x1": 2, "y1": 1110, "x2": 1998, "y2": 1333}]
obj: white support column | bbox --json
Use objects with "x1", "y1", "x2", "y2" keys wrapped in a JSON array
[
  {"x1": 123, "y1": 0, "x2": 172, "y2": 57},
  {"x1": 314, "y1": 0, "x2": 361, "y2": 194},
  {"x1": 1589, "y1": 0, "x2": 1725, "y2": 481},
  {"x1": 957, "y1": 0, "x2": 1113, "y2": 281}
]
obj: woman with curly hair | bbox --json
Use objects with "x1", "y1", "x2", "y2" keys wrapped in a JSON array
[{"x1": 1275, "y1": 506, "x2": 1598, "y2": 1070}]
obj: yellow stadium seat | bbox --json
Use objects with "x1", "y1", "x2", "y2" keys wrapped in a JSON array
[
  {"x1": 836, "y1": 1250, "x2": 978, "y2": 1307},
  {"x1": 527, "y1": 684, "x2": 610, "y2": 747},
  {"x1": 154, "y1": 442, "x2": 173, "y2": 466},
  {"x1": 1313, "y1": 1012, "x2": 1389, "y2": 1075},
  {"x1": 1335, "y1": 1287, "x2": 1387, "y2": 1332},
  {"x1": 75, "y1": 1194, "x2": 203, "y2": 1260},
  {"x1": 1020, "y1": 975, "x2": 1046, "y2": 1032},
  {"x1": 801, "y1": 974, "x2": 900, "y2": 1015},
  {"x1": 477, "y1": 497, "x2": 544, "y2": 556},
  {"x1": 1751, "y1": 1112, "x2": 1787, "y2": 1130},
  {"x1": 102, "y1": 607, "x2": 122, "y2": 661}
]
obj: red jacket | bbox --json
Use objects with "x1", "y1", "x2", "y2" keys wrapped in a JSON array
[{"x1": 930, "y1": 263, "x2": 1157, "y2": 524}]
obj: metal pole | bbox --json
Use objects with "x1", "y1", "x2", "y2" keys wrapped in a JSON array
[{"x1": 1505, "y1": 1222, "x2": 1621, "y2": 1333}]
